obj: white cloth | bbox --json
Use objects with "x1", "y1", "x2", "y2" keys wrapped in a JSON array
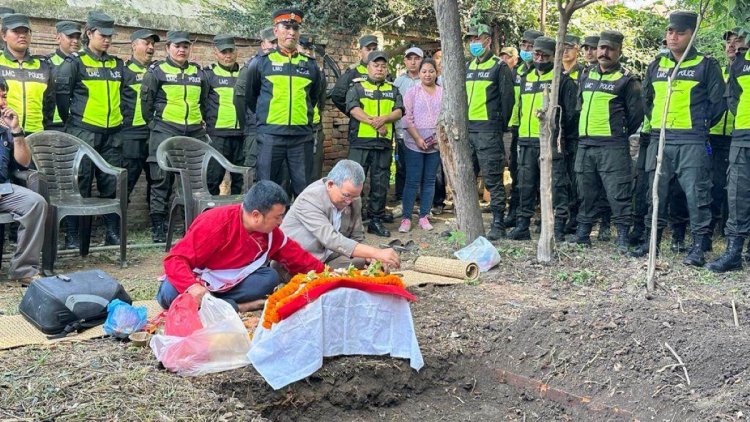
[
  {"x1": 248, "y1": 288, "x2": 424, "y2": 389},
  {"x1": 195, "y1": 232, "x2": 274, "y2": 292}
]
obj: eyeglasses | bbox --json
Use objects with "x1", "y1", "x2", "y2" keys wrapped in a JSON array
[
  {"x1": 533, "y1": 51, "x2": 551, "y2": 59},
  {"x1": 280, "y1": 23, "x2": 300, "y2": 32}
]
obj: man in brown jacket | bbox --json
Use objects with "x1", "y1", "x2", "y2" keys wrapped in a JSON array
[{"x1": 281, "y1": 160, "x2": 400, "y2": 269}]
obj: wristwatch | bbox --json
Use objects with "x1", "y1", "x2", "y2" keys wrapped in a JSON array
[{"x1": 11, "y1": 129, "x2": 24, "y2": 137}]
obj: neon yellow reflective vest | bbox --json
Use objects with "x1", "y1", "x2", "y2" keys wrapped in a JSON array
[
  {"x1": 465, "y1": 54, "x2": 514, "y2": 132},
  {"x1": 517, "y1": 69, "x2": 554, "y2": 141},
  {"x1": 578, "y1": 64, "x2": 643, "y2": 144},
  {"x1": 729, "y1": 50, "x2": 750, "y2": 143},
  {"x1": 47, "y1": 49, "x2": 68, "y2": 126},
  {"x1": 55, "y1": 47, "x2": 124, "y2": 133},
  {"x1": 120, "y1": 58, "x2": 149, "y2": 137},
  {"x1": 510, "y1": 62, "x2": 532, "y2": 128},
  {"x1": 709, "y1": 65, "x2": 734, "y2": 140},
  {"x1": 204, "y1": 62, "x2": 241, "y2": 136},
  {"x1": 645, "y1": 50, "x2": 726, "y2": 143},
  {"x1": 141, "y1": 57, "x2": 207, "y2": 135},
  {"x1": 347, "y1": 78, "x2": 403, "y2": 149},
  {"x1": 246, "y1": 49, "x2": 323, "y2": 136},
  {"x1": 0, "y1": 49, "x2": 54, "y2": 133}
]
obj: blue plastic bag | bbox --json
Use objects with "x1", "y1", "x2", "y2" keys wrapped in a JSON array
[{"x1": 104, "y1": 299, "x2": 147, "y2": 339}]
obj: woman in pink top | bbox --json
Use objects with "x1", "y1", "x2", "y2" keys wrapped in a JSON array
[{"x1": 398, "y1": 59, "x2": 443, "y2": 232}]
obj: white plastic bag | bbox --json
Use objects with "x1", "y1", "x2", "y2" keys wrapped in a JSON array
[
  {"x1": 454, "y1": 235, "x2": 501, "y2": 272},
  {"x1": 150, "y1": 294, "x2": 252, "y2": 376}
]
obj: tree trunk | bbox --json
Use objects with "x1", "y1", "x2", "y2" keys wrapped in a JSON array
[
  {"x1": 433, "y1": 0, "x2": 485, "y2": 242},
  {"x1": 536, "y1": 14, "x2": 570, "y2": 263}
]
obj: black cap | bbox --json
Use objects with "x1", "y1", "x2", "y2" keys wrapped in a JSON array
[
  {"x1": 466, "y1": 24, "x2": 491, "y2": 37},
  {"x1": 56, "y1": 20, "x2": 81, "y2": 35},
  {"x1": 564, "y1": 34, "x2": 580, "y2": 46},
  {"x1": 1, "y1": 13, "x2": 30, "y2": 30},
  {"x1": 272, "y1": 9, "x2": 303, "y2": 24},
  {"x1": 214, "y1": 34, "x2": 235, "y2": 51},
  {"x1": 598, "y1": 30, "x2": 624, "y2": 49},
  {"x1": 259, "y1": 27, "x2": 276, "y2": 41},
  {"x1": 581, "y1": 35, "x2": 600, "y2": 48},
  {"x1": 87, "y1": 11, "x2": 115, "y2": 36},
  {"x1": 367, "y1": 50, "x2": 389, "y2": 63},
  {"x1": 0, "y1": 7, "x2": 15, "y2": 19},
  {"x1": 166, "y1": 30, "x2": 190, "y2": 44},
  {"x1": 359, "y1": 34, "x2": 378, "y2": 48},
  {"x1": 130, "y1": 29, "x2": 160, "y2": 42},
  {"x1": 299, "y1": 36, "x2": 313, "y2": 49},
  {"x1": 667, "y1": 11, "x2": 697, "y2": 32},
  {"x1": 522, "y1": 29, "x2": 544, "y2": 43},
  {"x1": 533, "y1": 36, "x2": 556, "y2": 56}
]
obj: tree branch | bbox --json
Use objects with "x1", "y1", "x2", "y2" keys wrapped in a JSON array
[{"x1": 574, "y1": 0, "x2": 601, "y2": 10}]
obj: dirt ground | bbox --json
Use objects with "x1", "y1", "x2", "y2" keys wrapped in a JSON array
[{"x1": 1, "y1": 209, "x2": 749, "y2": 421}]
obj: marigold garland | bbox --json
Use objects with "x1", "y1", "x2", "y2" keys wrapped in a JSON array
[{"x1": 262, "y1": 267, "x2": 407, "y2": 329}]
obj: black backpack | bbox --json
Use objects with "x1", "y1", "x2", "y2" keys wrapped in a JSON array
[{"x1": 19, "y1": 270, "x2": 132, "y2": 339}]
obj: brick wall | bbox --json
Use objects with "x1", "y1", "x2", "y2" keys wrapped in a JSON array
[{"x1": 25, "y1": 17, "x2": 435, "y2": 229}]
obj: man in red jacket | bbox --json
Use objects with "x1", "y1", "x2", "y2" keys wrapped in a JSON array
[{"x1": 157, "y1": 180, "x2": 324, "y2": 311}]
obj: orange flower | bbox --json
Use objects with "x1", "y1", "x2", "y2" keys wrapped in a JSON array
[{"x1": 261, "y1": 269, "x2": 406, "y2": 329}]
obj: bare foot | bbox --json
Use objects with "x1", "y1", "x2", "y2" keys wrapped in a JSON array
[{"x1": 237, "y1": 299, "x2": 266, "y2": 312}]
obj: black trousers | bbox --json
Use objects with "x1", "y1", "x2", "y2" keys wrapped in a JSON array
[
  {"x1": 255, "y1": 133, "x2": 313, "y2": 197},
  {"x1": 114, "y1": 131, "x2": 151, "y2": 202},
  {"x1": 348, "y1": 147, "x2": 392, "y2": 220},
  {"x1": 517, "y1": 144, "x2": 570, "y2": 219},
  {"x1": 469, "y1": 132, "x2": 506, "y2": 215},
  {"x1": 207, "y1": 134, "x2": 246, "y2": 195},
  {"x1": 574, "y1": 145, "x2": 632, "y2": 225},
  {"x1": 66, "y1": 126, "x2": 122, "y2": 199}
]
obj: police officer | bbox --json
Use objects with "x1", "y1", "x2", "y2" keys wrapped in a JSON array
[
  {"x1": 0, "y1": 14, "x2": 55, "y2": 135},
  {"x1": 508, "y1": 36, "x2": 578, "y2": 241},
  {"x1": 706, "y1": 32, "x2": 750, "y2": 272},
  {"x1": 633, "y1": 11, "x2": 726, "y2": 266},
  {"x1": 56, "y1": 11, "x2": 125, "y2": 248},
  {"x1": 465, "y1": 24, "x2": 514, "y2": 240},
  {"x1": 331, "y1": 34, "x2": 378, "y2": 114},
  {"x1": 580, "y1": 33, "x2": 613, "y2": 241},
  {"x1": 506, "y1": 29, "x2": 543, "y2": 228},
  {"x1": 707, "y1": 28, "x2": 745, "y2": 237},
  {"x1": 240, "y1": 9, "x2": 323, "y2": 196},
  {"x1": 205, "y1": 34, "x2": 244, "y2": 195},
  {"x1": 141, "y1": 30, "x2": 208, "y2": 243},
  {"x1": 561, "y1": 34, "x2": 585, "y2": 236},
  {"x1": 117, "y1": 29, "x2": 159, "y2": 202},
  {"x1": 298, "y1": 35, "x2": 326, "y2": 182},
  {"x1": 573, "y1": 31, "x2": 643, "y2": 251},
  {"x1": 234, "y1": 27, "x2": 276, "y2": 184},
  {"x1": 345, "y1": 50, "x2": 404, "y2": 237},
  {"x1": 48, "y1": 21, "x2": 81, "y2": 129}
]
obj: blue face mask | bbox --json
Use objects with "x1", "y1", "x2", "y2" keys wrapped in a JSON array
[
  {"x1": 519, "y1": 50, "x2": 533, "y2": 62},
  {"x1": 469, "y1": 42, "x2": 485, "y2": 58}
]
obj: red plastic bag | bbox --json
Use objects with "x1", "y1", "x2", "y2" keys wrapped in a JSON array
[{"x1": 164, "y1": 293, "x2": 203, "y2": 337}]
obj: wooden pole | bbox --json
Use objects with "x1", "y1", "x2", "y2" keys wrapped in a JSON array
[{"x1": 433, "y1": 0, "x2": 485, "y2": 242}]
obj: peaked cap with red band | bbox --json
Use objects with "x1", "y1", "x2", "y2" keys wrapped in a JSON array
[{"x1": 273, "y1": 8, "x2": 304, "y2": 24}]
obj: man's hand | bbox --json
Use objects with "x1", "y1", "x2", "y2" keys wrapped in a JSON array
[
  {"x1": 377, "y1": 126, "x2": 388, "y2": 136},
  {"x1": 370, "y1": 116, "x2": 387, "y2": 129},
  {"x1": 375, "y1": 248, "x2": 401, "y2": 270},
  {"x1": 186, "y1": 283, "x2": 209, "y2": 304},
  {"x1": 0, "y1": 106, "x2": 21, "y2": 133}
]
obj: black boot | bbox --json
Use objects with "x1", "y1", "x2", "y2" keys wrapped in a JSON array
[
  {"x1": 367, "y1": 219, "x2": 391, "y2": 237},
  {"x1": 706, "y1": 236, "x2": 744, "y2": 273},
  {"x1": 670, "y1": 223, "x2": 687, "y2": 253},
  {"x1": 508, "y1": 217, "x2": 531, "y2": 240},
  {"x1": 614, "y1": 224, "x2": 630, "y2": 253},
  {"x1": 104, "y1": 214, "x2": 121, "y2": 246},
  {"x1": 504, "y1": 207, "x2": 517, "y2": 227},
  {"x1": 151, "y1": 214, "x2": 166, "y2": 243},
  {"x1": 554, "y1": 217, "x2": 566, "y2": 242},
  {"x1": 64, "y1": 217, "x2": 80, "y2": 250},
  {"x1": 630, "y1": 228, "x2": 662, "y2": 258},
  {"x1": 573, "y1": 222, "x2": 592, "y2": 247},
  {"x1": 629, "y1": 221, "x2": 645, "y2": 246},
  {"x1": 683, "y1": 235, "x2": 707, "y2": 267},
  {"x1": 701, "y1": 234, "x2": 713, "y2": 252},
  {"x1": 487, "y1": 212, "x2": 506, "y2": 241},
  {"x1": 597, "y1": 214, "x2": 611, "y2": 242}
]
